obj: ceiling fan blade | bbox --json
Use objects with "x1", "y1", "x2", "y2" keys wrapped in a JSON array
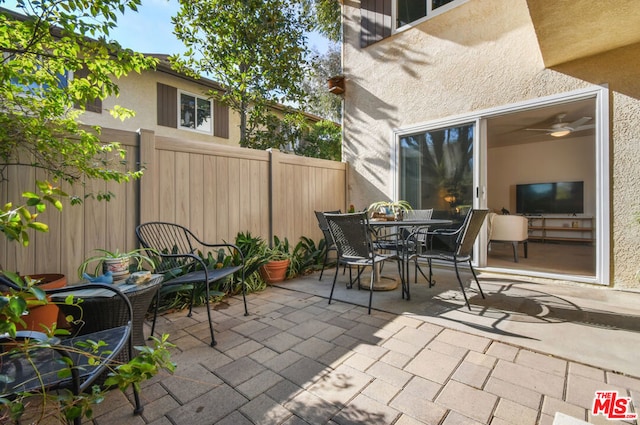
[
  {"x1": 568, "y1": 116, "x2": 592, "y2": 129},
  {"x1": 573, "y1": 124, "x2": 595, "y2": 131},
  {"x1": 524, "y1": 128, "x2": 553, "y2": 132}
]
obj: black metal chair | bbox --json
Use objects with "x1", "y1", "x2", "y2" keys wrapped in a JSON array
[
  {"x1": 324, "y1": 212, "x2": 397, "y2": 314},
  {"x1": 406, "y1": 209, "x2": 489, "y2": 309},
  {"x1": 135, "y1": 222, "x2": 246, "y2": 347},
  {"x1": 314, "y1": 210, "x2": 340, "y2": 280},
  {"x1": 0, "y1": 283, "x2": 142, "y2": 424}
]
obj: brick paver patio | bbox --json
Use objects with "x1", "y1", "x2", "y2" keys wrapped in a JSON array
[{"x1": 80, "y1": 282, "x2": 640, "y2": 425}]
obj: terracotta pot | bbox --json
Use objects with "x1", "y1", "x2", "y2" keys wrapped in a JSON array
[
  {"x1": 18, "y1": 274, "x2": 67, "y2": 332},
  {"x1": 259, "y1": 259, "x2": 290, "y2": 284}
]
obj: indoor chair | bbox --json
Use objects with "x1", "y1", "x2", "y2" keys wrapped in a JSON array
[{"x1": 487, "y1": 212, "x2": 529, "y2": 262}]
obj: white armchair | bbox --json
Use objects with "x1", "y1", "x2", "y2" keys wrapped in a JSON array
[{"x1": 488, "y1": 213, "x2": 529, "y2": 262}]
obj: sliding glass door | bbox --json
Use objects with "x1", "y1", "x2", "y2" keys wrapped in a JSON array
[{"x1": 394, "y1": 88, "x2": 608, "y2": 285}]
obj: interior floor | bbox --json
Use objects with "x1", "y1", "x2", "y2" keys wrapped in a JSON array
[{"x1": 486, "y1": 240, "x2": 595, "y2": 276}]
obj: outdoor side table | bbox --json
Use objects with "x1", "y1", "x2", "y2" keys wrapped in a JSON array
[{"x1": 54, "y1": 274, "x2": 163, "y2": 356}]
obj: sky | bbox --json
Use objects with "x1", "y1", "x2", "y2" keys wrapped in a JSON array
[{"x1": 3, "y1": 0, "x2": 331, "y2": 56}]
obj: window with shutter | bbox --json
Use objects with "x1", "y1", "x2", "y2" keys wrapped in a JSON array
[
  {"x1": 157, "y1": 83, "x2": 229, "y2": 138},
  {"x1": 360, "y1": 0, "x2": 391, "y2": 48},
  {"x1": 360, "y1": 0, "x2": 465, "y2": 47}
]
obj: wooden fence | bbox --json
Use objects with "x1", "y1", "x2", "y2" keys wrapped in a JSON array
[{"x1": 1, "y1": 128, "x2": 347, "y2": 281}]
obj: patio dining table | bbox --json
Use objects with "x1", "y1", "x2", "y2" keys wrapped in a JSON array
[{"x1": 368, "y1": 218, "x2": 453, "y2": 292}]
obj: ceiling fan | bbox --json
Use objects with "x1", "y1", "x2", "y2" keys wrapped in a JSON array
[{"x1": 525, "y1": 113, "x2": 595, "y2": 137}]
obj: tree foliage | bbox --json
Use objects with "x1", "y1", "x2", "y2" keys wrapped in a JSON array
[
  {"x1": 170, "y1": 0, "x2": 313, "y2": 149},
  {"x1": 303, "y1": 43, "x2": 342, "y2": 122},
  {"x1": 295, "y1": 119, "x2": 341, "y2": 161},
  {"x1": 302, "y1": 0, "x2": 341, "y2": 42},
  {"x1": 0, "y1": 0, "x2": 157, "y2": 245}
]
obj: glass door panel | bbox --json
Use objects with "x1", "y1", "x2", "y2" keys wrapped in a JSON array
[{"x1": 399, "y1": 123, "x2": 475, "y2": 227}]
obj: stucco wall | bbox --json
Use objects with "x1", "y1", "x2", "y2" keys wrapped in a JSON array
[
  {"x1": 78, "y1": 71, "x2": 242, "y2": 146},
  {"x1": 342, "y1": 0, "x2": 640, "y2": 288}
]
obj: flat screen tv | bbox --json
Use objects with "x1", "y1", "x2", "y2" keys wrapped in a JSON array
[{"x1": 516, "y1": 181, "x2": 584, "y2": 215}]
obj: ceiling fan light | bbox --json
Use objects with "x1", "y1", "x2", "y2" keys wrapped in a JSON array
[{"x1": 550, "y1": 129, "x2": 571, "y2": 137}]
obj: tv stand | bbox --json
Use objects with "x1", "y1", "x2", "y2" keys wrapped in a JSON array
[{"x1": 525, "y1": 215, "x2": 593, "y2": 244}]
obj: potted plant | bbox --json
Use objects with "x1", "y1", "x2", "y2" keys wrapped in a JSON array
[
  {"x1": 0, "y1": 271, "x2": 67, "y2": 333},
  {"x1": 259, "y1": 236, "x2": 295, "y2": 284},
  {"x1": 368, "y1": 200, "x2": 413, "y2": 220},
  {"x1": 78, "y1": 248, "x2": 156, "y2": 282}
]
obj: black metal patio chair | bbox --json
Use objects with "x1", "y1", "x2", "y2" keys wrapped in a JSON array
[
  {"x1": 135, "y1": 222, "x2": 246, "y2": 347},
  {"x1": 406, "y1": 209, "x2": 489, "y2": 309},
  {"x1": 0, "y1": 282, "x2": 142, "y2": 424},
  {"x1": 324, "y1": 212, "x2": 398, "y2": 314},
  {"x1": 314, "y1": 210, "x2": 341, "y2": 280}
]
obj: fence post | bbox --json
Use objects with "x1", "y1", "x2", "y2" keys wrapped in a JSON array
[
  {"x1": 138, "y1": 129, "x2": 157, "y2": 226},
  {"x1": 267, "y1": 148, "x2": 276, "y2": 247}
]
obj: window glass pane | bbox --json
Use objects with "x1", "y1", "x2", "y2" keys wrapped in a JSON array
[
  {"x1": 399, "y1": 123, "x2": 474, "y2": 224},
  {"x1": 433, "y1": 0, "x2": 456, "y2": 9},
  {"x1": 196, "y1": 97, "x2": 211, "y2": 132},
  {"x1": 180, "y1": 93, "x2": 195, "y2": 128},
  {"x1": 397, "y1": 0, "x2": 426, "y2": 27}
]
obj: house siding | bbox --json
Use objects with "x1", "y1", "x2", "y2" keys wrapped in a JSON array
[
  {"x1": 81, "y1": 71, "x2": 242, "y2": 146},
  {"x1": 342, "y1": 0, "x2": 640, "y2": 288}
]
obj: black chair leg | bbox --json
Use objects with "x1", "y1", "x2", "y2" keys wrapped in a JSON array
[
  {"x1": 133, "y1": 384, "x2": 144, "y2": 415},
  {"x1": 149, "y1": 290, "x2": 160, "y2": 339},
  {"x1": 329, "y1": 263, "x2": 339, "y2": 305},
  {"x1": 511, "y1": 242, "x2": 519, "y2": 262},
  {"x1": 454, "y1": 261, "x2": 471, "y2": 310},
  {"x1": 524, "y1": 241, "x2": 528, "y2": 258},
  {"x1": 368, "y1": 266, "x2": 374, "y2": 314},
  {"x1": 203, "y1": 291, "x2": 217, "y2": 347},
  {"x1": 319, "y1": 250, "x2": 329, "y2": 280},
  {"x1": 187, "y1": 283, "x2": 197, "y2": 317},
  {"x1": 469, "y1": 260, "x2": 485, "y2": 299}
]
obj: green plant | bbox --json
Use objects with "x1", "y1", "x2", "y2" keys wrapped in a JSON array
[
  {"x1": 291, "y1": 236, "x2": 324, "y2": 275},
  {"x1": 0, "y1": 273, "x2": 175, "y2": 423},
  {"x1": 368, "y1": 200, "x2": 413, "y2": 215},
  {"x1": 264, "y1": 236, "x2": 295, "y2": 262},
  {"x1": 1, "y1": 1, "x2": 157, "y2": 245},
  {"x1": 77, "y1": 248, "x2": 156, "y2": 279}
]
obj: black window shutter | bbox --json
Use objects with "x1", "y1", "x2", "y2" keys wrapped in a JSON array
[
  {"x1": 213, "y1": 99, "x2": 229, "y2": 138},
  {"x1": 157, "y1": 82, "x2": 177, "y2": 128},
  {"x1": 360, "y1": 0, "x2": 392, "y2": 48}
]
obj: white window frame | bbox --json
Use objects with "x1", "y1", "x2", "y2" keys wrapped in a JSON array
[
  {"x1": 177, "y1": 90, "x2": 213, "y2": 135},
  {"x1": 393, "y1": 0, "x2": 468, "y2": 33},
  {"x1": 391, "y1": 86, "x2": 610, "y2": 286}
]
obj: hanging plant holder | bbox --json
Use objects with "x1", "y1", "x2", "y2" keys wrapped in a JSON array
[{"x1": 327, "y1": 76, "x2": 345, "y2": 94}]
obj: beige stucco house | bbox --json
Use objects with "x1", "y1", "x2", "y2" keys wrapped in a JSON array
[
  {"x1": 79, "y1": 54, "x2": 323, "y2": 147},
  {"x1": 340, "y1": 0, "x2": 640, "y2": 289}
]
